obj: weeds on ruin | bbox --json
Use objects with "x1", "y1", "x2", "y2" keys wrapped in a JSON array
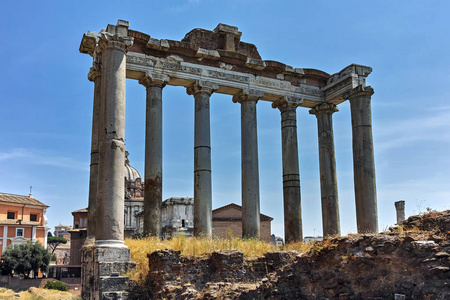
[{"x1": 124, "y1": 235, "x2": 313, "y2": 286}]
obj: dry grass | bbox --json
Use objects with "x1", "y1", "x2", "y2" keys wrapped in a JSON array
[
  {"x1": 0, "y1": 287, "x2": 79, "y2": 300},
  {"x1": 125, "y1": 235, "x2": 313, "y2": 285}
]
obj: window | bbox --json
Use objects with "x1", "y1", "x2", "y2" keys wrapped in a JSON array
[
  {"x1": 181, "y1": 219, "x2": 185, "y2": 228},
  {"x1": 7, "y1": 212, "x2": 15, "y2": 219},
  {"x1": 16, "y1": 228, "x2": 24, "y2": 237},
  {"x1": 30, "y1": 214, "x2": 37, "y2": 222}
]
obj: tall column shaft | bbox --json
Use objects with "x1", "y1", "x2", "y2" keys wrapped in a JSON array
[
  {"x1": 188, "y1": 81, "x2": 217, "y2": 237},
  {"x1": 310, "y1": 103, "x2": 340, "y2": 237},
  {"x1": 234, "y1": 90, "x2": 263, "y2": 239},
  {"x1": 140, "y1": 74, "x2": 167, "y2": 237},
  {"x1": 346, "y1": 86, "x2": 378, "y2": 233},
  {"x1": 272, "y1": 98, "x2": 303, "y2": 243},
  {"x1": 86, "y1": 66, "x2": 101, "y2": 242},
  {"x1": 95, "y1": 31, "x2": 133, "y2": 246}
]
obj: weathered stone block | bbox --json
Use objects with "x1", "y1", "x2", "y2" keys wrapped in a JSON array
[
  {"x1": 100, "y1": 276, "x2": 130, "y2": 292},
  {"x1": 94, "y1": 247, "x2": 131, "y2": 263}
]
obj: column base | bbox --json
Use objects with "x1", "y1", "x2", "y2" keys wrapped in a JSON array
[{"x1": 82, "y1": 246, "x2": 135, "y2": 300}]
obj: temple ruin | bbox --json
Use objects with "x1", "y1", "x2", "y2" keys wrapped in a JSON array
[{"x1": 79, "y1": 20, "x2": 378, "y2": 299}]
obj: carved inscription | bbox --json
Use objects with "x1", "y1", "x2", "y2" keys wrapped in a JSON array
[
  {"x1": 254, "y1": 77, "x2": 291, "y2": 90},
  {"x1": 208, "y1": 70, "x2": 249, "y2": 83},
  {"x1": 323, "y1": 77, "x2": 353, "y2": 97},
  {"x1": 293, "y1": 86, "x2": 322, "y2": 97},
  {"x1": 126, "y1": 55, "x2": 155, "y2": 67},
  {"x1": 157, "y1": 61, "x2": 202, "y2": 75}
]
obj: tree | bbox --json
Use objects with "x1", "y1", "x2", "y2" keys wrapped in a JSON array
[
  {"x1": 47, "y1": 236, "x2": 67, "y2": 254},
  {"x1": 1, "y1": 242, "x2": 51, "y2": 278}
]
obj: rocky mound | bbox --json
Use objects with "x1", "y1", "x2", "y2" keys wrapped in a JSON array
[{"x1": 132, "y1": 211, "x2": 450, "y2": 299}]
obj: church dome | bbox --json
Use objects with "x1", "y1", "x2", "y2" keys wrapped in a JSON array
[{"x1": 124, "y1": 151, "x2": 142, "y2": 183}]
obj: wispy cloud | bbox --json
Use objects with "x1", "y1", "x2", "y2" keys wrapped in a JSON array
[
  {"x1": 0, "y1": 148, "x2": 88, "y2": 171},
  {"x1": 375, "y1": 111, "x2": 450, "y2": 151}
]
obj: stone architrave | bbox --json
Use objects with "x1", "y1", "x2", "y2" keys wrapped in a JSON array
[
  {"x1": 95, "y1": 22, "x2": 134, "y2": 246},
  {"x1": 187, "y1": 80, "x2": 218, "y2": 237},
  {"x1": 273, "y1": 97, "x2": 303, "y2": 243},
  {"x1": 233, "y1": 89, "x2": 263, "y2": 239},
  {"x1": 309, "y1": 103, "x2": 341, "y2": 237},
  {"x1": 86, "y1": 59, "x2": 101, "y2": 244},
  {"x1": 139, "y1": 73, "x2": 169, "y2": 237},
  {"x1": 344, "y1": 86, "x2": 378, "y2": 233}
]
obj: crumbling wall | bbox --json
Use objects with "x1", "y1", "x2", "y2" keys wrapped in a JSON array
[{"x1": 132, "y1": 211, "x2": 450, "y2": 299}]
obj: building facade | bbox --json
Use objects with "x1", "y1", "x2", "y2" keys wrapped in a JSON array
[
  {"x1": 0, "y1": 192, "x2": 49, "y2": 255},
  {"x1": 212, "y1": 203, "x2": 273, "y2": 243}
]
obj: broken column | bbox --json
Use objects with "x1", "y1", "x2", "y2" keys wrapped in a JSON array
[
  {"x1": 309, "y1": 103, "x2": 341, "y2": 237},
  {"x1": 395, "y1": 200, "x2": 405, "y2": 224},
  {"x1": 273, "y1": 98, "x2": 303, "y2": 243},
  {"x1": 344, "y1": 86, "x2": 378, "y2": 233},
  {"x1": 139, "y1": 73, "x2": 169, "y2": 237},
  {"x1": 187, "y1": 80, "x2": 218, "y2": 237},
  {"x1": 233, "y1": 89, "x2": 263, "y2": 239}
]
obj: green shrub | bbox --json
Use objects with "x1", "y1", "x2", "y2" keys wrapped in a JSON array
[{"x1": 43, "y1": 280, "x2": 68, "y2": 291}]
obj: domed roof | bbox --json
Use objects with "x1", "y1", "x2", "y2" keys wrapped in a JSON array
[{"x1": 124, "y1": 151, "x2": 142, "y2": 183}]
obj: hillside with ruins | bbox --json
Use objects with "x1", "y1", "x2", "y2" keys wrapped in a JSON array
[{"x1": 129, "y1": 210, "x2": 450, "y2": 299}]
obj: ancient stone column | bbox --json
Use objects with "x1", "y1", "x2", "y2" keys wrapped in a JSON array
[
  {"x1": 309, "y1": 103, "x2": 341, "y2": 237},
  {"x1": 139, "y1": 73, "x2": 169, "y2": 237},
  {"x1": 95, "y1": 21, "x2": 133, "y2": 247},
  {"x1": 395, "y1": 200, "x2": 405, "y2": 224},
  {"x1": 273, "y1": 98, "x2": 303, "y2": 243},
  {"x1": 233, "y1": 89, "x2": 263, "y2": 239},
  {"x1": 187, "y1": 80, "x2": 218, "y2": 237},
  {"x1": 344, "y1": 86, "x2": 378, "y2": 233},
  {"x1": 85, "y1": 59, "x2": 101, "y2": 244}
]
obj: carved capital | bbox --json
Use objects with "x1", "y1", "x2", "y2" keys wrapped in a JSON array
[
  {"x1": 139, "y1": 73, "x2": 170, "y2": 88},
  {"x1": 97, "y1": 31, "x2": 134, "y2": 54},
  {"x1": 309, "y1": 102, "x2": 339, "y2": 116},
  {"x1": 186, "y1": 80, "x2": 218, "y2": 96},
  {"x1": 88, "y1": 66, "x2": 101, "y2": 82},
  {"x1": 343, "y1": 85, "x2": 374, "y2": 100},
  {"x1": 232, "y1": 88, "x2": 264, "y2": 104},
  {"x1": 271, "y1": 96, "x2": 303, "y2": 110}
]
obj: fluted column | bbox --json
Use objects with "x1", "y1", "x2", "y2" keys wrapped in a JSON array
[
  {"x1": 344, "y1": 86, "x2": 378, "y2": 233},
  {"x1": 273, "y1": 98, "x2": 303, "y2": 243},
  {"x1": 187, "y1": 80, "x2": 218, "y2": 237},
  {"x1": 86, "y1": 57, "x2": 101, "y2": 244},
  {"x1": 95, "y1": 22, "x2": 133, "y2": 247},
  {"x1": 309, "y1": 103, "x2": 340, "y2": 237},
  {"x1": 139, "y1": 73, "x2": 169, "y2": 237},
  {"x1": 233, "y1": 89, "x2": 263, "y2": 239}
]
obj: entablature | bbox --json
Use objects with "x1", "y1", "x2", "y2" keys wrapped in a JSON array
[{"x1": 80, "y1": 20, "x2": 373, "y2": 109}]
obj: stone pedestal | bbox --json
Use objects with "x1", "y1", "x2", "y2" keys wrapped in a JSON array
[
  {"x1": 233, "y1": 89, "x2": 263, "y2": 239},
  {"x1": 309, "y1": 103, "x2": 341, "y2": 237},
  {"x1": 81, "y1": 247, "x2": 136, "y2": 300},
  {"x1": 344, "y1": 86, "x2": 378, "y2": 233}
]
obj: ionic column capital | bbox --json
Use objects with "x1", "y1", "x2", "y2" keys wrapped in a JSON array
[
  {"x1": 309, "y1": 102, "x2": 339, "y2": 116},
  {"x1": 139, "y1": 73, "x2": 170, "y2": 88},
  {"x1": 232, "y1": 88, "x2": 264, "y2": 104},
  {"x1": 97, "y1": 21, "x2": 133, "y2": 54},
  {"x1": 186, "y1": 80, "x2": 218, "y2": 96},
  {"x1": 271, "y1": 96, "x2": 303, "y2": 111},
  {"x1": 343, "y1": 85, "x2": 374, "y2": 100},
  {"x1": 88, "y1": 66, "x2": 101, "y2": 82}
]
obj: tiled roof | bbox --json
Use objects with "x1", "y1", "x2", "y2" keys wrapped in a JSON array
[
  {"x1": 212, "y1": 203, "x2": 274, "y2": 221},
  {"x1": 0, "y1": 192, "x2": 49, "y2": 208},
  {"x1": 72, "y1": 208, "x2": 88, "y2": 213}
]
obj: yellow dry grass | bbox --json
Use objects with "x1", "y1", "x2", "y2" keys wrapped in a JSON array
[
  {"x1": 125, "y1": 235, "x2": 313, "y2": 285},
  {"x1": 0, "y1": 287, "x2": 79, "y2": 300}
]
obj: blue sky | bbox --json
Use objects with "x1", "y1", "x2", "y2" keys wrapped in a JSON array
[{"x1": 1, "y1": 1, "x2": 449, "y2": 239}]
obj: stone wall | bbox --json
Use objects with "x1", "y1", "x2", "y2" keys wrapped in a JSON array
[{"x1": 132, "y1": 211, "x2": 450, "y2": 299}]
